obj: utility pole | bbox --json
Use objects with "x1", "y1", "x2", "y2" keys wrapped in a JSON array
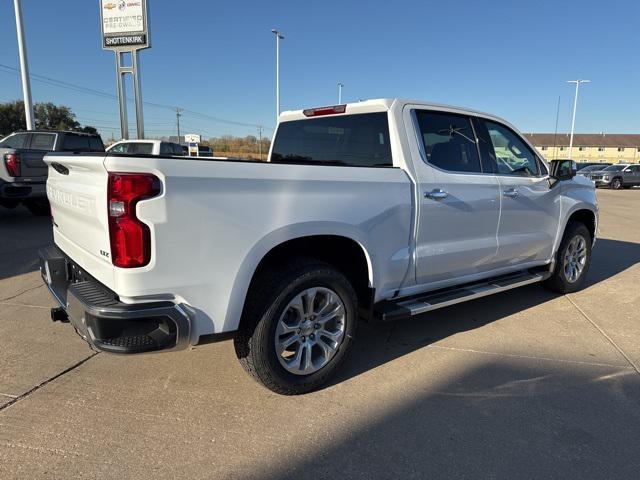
[
  {"x1": 176, "y1": 108, "x2": 182, "y2": 144},
  {"x1": 271, "y1": 29, "x2": 284, "y2": 122},
  {"x1": 13, "y1": 0, "x2": 34, "y2": 130},
  {"x1": 337, "y1": 82, "x2": 343, "y2": 104},
  {"x1": 566, "y1": 79, "x2": 590, "y2": 160},
  {"x1": 258, "y1": 125, "x2": 263, "y2": 160}
]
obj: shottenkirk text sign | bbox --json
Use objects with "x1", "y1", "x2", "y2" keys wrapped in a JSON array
[{"x1": 100, "y1": 0, "x2": 150, "y2": 50}]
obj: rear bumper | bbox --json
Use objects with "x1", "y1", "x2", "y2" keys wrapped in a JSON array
[
  {"x1": 0, "y1": 181, "x2": 46, "y2": 200},
  {"x1": 39, "y1": 245, "x2": 192, "y2": 354}
]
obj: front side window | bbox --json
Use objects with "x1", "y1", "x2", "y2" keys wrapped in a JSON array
[
  {"x1": 30, "y1": 133, "x2": 56, "y2": 151},
  {"x1": 415, "y1": 110, "x2": 481, "y2": 173},
  {"x1": 271, "y1": 112, "x2": 392, "y2": 167},
  {"x1": 481, "y1": 120, "x2": 539, "y2": 176},
  {"x1": 0, "y1": 133, "x2": 28, "y2": 149}
]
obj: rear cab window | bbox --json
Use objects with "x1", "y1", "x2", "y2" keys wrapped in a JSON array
[{"x1": 270, "y1": 112, "x2": 393, "y2": 167}]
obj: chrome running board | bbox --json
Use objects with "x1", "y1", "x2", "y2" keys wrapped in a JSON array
[{"x1": 377, "y1": 270, "x2": 550, "y2": 322}]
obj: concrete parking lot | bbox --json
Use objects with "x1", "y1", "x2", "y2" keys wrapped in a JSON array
[{"x1": 1, "y1": 189, "x2": 639, "y2": 479}]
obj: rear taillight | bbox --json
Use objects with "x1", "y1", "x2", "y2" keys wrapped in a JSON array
[
  {"x1": 302, "y1": 104, "x2": 347, "y2": 117},
  {"x1": 4, "y1": 153, "x2": 20, "y2": 177},
  {"x1": 107, "y1": 173, "x2": 161, "y2": 268}
]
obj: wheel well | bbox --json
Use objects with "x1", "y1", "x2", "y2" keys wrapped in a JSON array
[
  {"x1": 251, "y1": 235, "x2": 373, "y2": 316},
  {"x1": 567, "y1": 209, "x2": 596, "y2": 240}
]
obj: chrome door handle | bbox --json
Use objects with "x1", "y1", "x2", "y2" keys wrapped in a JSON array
[
  {"x1": 503, "y1": 188, "x2": 519, "y2": 198},
  {"x1": 425, "y1": 189, "x2": 449, "y2": 200}
]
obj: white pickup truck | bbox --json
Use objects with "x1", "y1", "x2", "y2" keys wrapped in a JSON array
[{"x1": 39, "y1": 99, "x2": 597, "y2": 394}]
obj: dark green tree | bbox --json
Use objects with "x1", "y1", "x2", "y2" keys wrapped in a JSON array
[{"x1": 0, "y1": 100, "x2": 98, "y2": 136}]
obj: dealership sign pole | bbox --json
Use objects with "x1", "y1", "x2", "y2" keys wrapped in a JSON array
[{"x1": 100, "y1": 0, "x2": 150, "y2": 140}]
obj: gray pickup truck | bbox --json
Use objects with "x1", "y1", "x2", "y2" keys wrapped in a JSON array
[
  {"x1": 583, "y1": 164, "x2": 640, "y2": 189},
  {"x1": 0, "y1": 130, "x2": 105, "y2": 215}
]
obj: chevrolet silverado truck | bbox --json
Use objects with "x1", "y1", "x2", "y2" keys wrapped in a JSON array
[
  {"x1": 0, "y1": 130, "x2": 105, "y2": 215},
  {"x1": 39, "y1": 99, "x2": 597, "y2": 394}
]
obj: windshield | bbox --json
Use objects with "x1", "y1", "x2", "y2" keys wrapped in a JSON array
[
  {"x1": 580, "y1": 165, "x2": 601, "y2": 172},
  {"x1": 603, "y1": 165, "x2": 626, "y2": 172}
]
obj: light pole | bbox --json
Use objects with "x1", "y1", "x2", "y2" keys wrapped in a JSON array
[
  {"x1": 566, "y1": 79, "x2": 590, "y2": 160},
  {"x1": 271, "y1": 29, "x2": 284, "y2": 122},
  {"x1": 337, "y1": 82, "x2": 343, "y2": 104},
  {"x1": 13, "y1": 0, "x2": 34, "y2": 130}
]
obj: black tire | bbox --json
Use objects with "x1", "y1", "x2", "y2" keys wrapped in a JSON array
[
  {"x1": 24, "y1": 199, "x2": 50, "y2": 216},
  {"x1": 234, "y1": 258, "x2": 358, "y2": 395},
  {"x1": 543, "y1": 221, "x2": 592, "y2": 294},
  {"x1": 611, "y1": 178, "x2": 623, "y2": 190}
]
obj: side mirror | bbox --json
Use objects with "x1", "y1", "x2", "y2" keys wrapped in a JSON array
[{"x1": 550, "y1": 159, "x2": 577, "y2": 181}]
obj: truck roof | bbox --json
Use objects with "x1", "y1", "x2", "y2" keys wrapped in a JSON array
[
  {"x1": 279, "y1": 98, "x2": 510, "y2": 125},
  {"x1": 11, "y1": 129, "x2": 101, "y2": 137}
]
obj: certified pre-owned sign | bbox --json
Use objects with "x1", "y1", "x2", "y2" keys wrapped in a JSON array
[{"x1": 100, "y1": 0, "x2": 150, "y2": 50}]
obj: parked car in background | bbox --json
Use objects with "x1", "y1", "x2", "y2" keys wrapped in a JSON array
[
  {"x1": 39, "y1": 99, "x2": 597, "y2": 394},
  {"x1": 576, "y1": 161, "x2": 611, "y2": 171},
  {"x1": 107, "y1": 140, "x2": 184, "y2": 156},
  {"x1": 577, "y1": 165, "x2": 611, "y2": 177},
  {"x1": 0, "y1": 130, "x2": 104, "y2": 215},
  {"x1": 585, "y1": 164, "x2": 640, "y2": 189}
]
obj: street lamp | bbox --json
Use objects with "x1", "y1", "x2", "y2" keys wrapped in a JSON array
[
  {"x1": 566, "y1": 79, "x2": 590, "y2": 160},
  {"x1": 13, "y1": 0, "x2": 34, "y2": 130},
  {"x1": 271, "y1": 29, "x2": 284, "y2": 122},
  {"x1": 337, "y1": 82, "x2": 343, "y2": 104}
]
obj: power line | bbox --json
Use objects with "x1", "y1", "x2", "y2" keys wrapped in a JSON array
[{"x1": 0, "y1": 63, "x2": 273, "y2": 131}]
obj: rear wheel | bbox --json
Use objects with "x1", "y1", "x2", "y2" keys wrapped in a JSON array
[
  {"x1": 24, "y1": 199, "x2": 50, "y2": 216},
  {"x1": 543, "y1": 221, "x2": 592, "y2": 294},
  {"x1": 234, "y1": 259, "x2": 357, "y2": 395}
]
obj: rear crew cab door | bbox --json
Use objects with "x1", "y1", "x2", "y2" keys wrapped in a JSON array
[{"x1": 407, "y1": 107, "x2": 501, "y2": 286}]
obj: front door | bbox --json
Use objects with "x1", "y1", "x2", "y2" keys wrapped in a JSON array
[
  {"x1": 477, "y1": 119, "x2": 560, "y2": 267},
  {"x1": 411, "y1": 109, "x2": 501, "y2": 287}
]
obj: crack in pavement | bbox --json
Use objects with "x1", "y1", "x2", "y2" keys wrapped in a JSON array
[
  {"x1": 566, "y1": 294, "x2": 640, "y2": 375},
  {"x1": 0, "y1": 284, "x2": 44, "y2": 303},
  {"x1": 0, "y1": 353, "x2": 99, "y2": 413},
  {"x1": 0, "y1": 302, "x2": 50, "y2": 310},
  {"x1": 427, "y1": 344, "x2": 634, "y2": 370}
]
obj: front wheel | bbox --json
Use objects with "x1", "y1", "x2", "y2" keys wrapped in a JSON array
[
  {"x1": 543, "y1": 221, "x2": 592, "y2": 294},
  {"x1": 611, "y1": 178, "x2": 623, "y2": 190},
  {"x1": 235, "y1": 259, "x2": 357, "y2": 395}
]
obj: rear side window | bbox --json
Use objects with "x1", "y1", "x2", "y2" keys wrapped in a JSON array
[
  {"x1": 160, "y1": 142, "x2": 173, "y2": 155},
  {"x1": 415, "y1": 110, "x2": 481, "y2": 173},
  {"x1": 31, "y1": 133, "x2": 56, "y2": 151},
  {"x1": 62, "y1": 134, "x2": 90, "y2": 152},
  {"x1": 270, "y1": 112, "x2": 392, "y2": 167},
  {"x1": 0, "y1": 133, "x2": 28, "y2": 149},
  {"x1": 89, "y1": 136, "x2": 105, "y2": 152}
]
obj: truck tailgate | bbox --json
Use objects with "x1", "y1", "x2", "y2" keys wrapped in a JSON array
[
  {"x1": 44, "y1": 153, "x2": 115, "y2": 288},
  {"x1": 19, "y1": 149, "x2": 49, "y2": 179}
]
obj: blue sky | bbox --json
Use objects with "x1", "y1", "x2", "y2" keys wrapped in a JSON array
[{"x1": 1, "y1": 0, "x2": 638, "y2": 140}]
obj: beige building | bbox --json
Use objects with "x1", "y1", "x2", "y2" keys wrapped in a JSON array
[{"x1": 525, "y1": 133, "x2": 640, "y2": 164}]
